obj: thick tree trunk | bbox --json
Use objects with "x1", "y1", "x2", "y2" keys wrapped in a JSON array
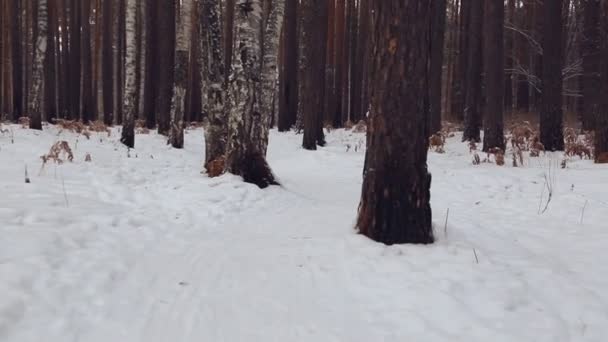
[
  {"x1": 202, "y1": 0, "x2": 228, "y2": 170},
  {"x1": 540, "y1": 0, "x2": 565, "y2": 151},
  {"x1": 582, "y1": 0, "x2": 601, "y2": 130},
  {"x1": 28, "y1": 0, "x2": 48, "y2": 130},
  {"x1": 277, "y1": 0, "x2": 298, "y2": 131},
  {"x1": 169, "y1": 0, "x2": 193, "y2": 148},
  {"x1": 451, "y1": 0, "x2": 471, "y2": 122},
  {"x1": 260, "y1": 0, "x2": 285, "y2": 152},
  {"x1": 482, "y1": 0, "x2": 505, "y2": 152},
  {"x1": 81, "y1": 0, "x2": 93, "y2": 123},
  {"x1": 226, "y1": 0, "x2": 278, "y2": 188},
  {"x1": 121, "y1": 0, "x2": 137, "y2": 148},
  {"x1": 595, "y1": 0, "x2": 608, "y2": 162},
  {"x1": 70, "y1": 0, "x2": 81, "y2": 120},
  {"x1": 10, "y1": 1, "x2": 23, "y2": 120},
  {"x1": 462, "y1": 0, "x2": 482, "y2": 142},
  {"x1": 333, "y1": 0, "x2": 345, "y2": 126},
  {"x1": 156, "y1": 0, "x2": 175, "y2": 135},
  {"x1": 102, "y1": 0, "x2": 113, "y2": 125},
  {"x1": 44, "y1": 0, "x2": 57, "y2": 122},
  {"x1": 301, "y1": 0, "x2": 327, "y2": 150},
  {"x1": 357, "y1": 0, "x2": 433, "y2": 245},
  {"x1": 429, "y1": 0, "x2": 447, "y2": 135}
]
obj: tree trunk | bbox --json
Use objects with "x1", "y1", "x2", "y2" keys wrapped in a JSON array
[
  {"x1": 260, "y1": 0, "x2": 285, "y2": 151},
  {"x1": 333, "y1": 0, "x2": 345, "y2": 126},
  {"x1": 462, "y1": 0, "x2": 482, "y2": 142},
  {"x1": 156, "y1": 0, "x2": 175, "y2": 135},
  {"x1": 202, "y1": 0, "x2": 228, "y2": 170},
  {"x1": 301, "y1": 0, "x2": 327, "y2": 150},
  {"x1": 277, "y1": 0, "x2": 298, "y2": 131},
  {"x1": 121, "y1": 0, "x2": 137, "y2": 148},
  {"x1": 28, "y1": 0, "x2": 48, "y2": 130},
  {"x1": 169, "y1": 0, "x2": 193, "y2": 148},
  {"x1": 10, "y1": 1, "x2": 23, "y2": 120},
  {"x1": 540, "y1": 0, "x2": 565, "y2": 151},
  {"x1": 429, "y1": 0, "x2": 447, "y2": 135},
  {"x1": 225, "y1": 0, "x2": 278, "y2": 188},
  {"x1": 595, "y1": 0, "x2": 608, "y2": 162},
  {"x1": 81, "y1": 0, "x2": 93, "y2": 123},
  {"x1": 143, "y1": 0, "x2": 157, "y2": 128},
  {"x1": 102, "y1": 0, "x2": 113, "y2": 125},
  {"x1": 482, "y1": 0, "x2": 505, "y2": 152},
  {"x1": 582, "y1": 0, "x2": 601, "y2": 130},
  {"x1": 356, "y1": 0, "x2": 433, "y2": 245}
]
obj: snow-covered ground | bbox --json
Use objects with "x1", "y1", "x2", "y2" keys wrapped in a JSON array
[{"x1": 1, "y1": 124, "x2": 607, "y2": 342}]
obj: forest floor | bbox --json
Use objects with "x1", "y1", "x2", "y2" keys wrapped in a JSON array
[{"x1": 1, "y1": 123, "x2": 608, "y2": 342}]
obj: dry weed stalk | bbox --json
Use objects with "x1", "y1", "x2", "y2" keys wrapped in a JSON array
[{"x1": 41, "y1": 141, "x2": 74, "y2": 165}]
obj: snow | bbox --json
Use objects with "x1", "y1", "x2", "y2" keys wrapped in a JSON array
[{"x1": 1, "y1": 124, "x2": 608, "y2": 342}]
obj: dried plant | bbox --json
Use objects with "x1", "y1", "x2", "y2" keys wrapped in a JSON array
[
  {"x1": 89, "y1": 121, "x2": 111, "y2": 136},
  {"x1": 85, "y1": 153, "x2": 92, "y2": 162},
  {"x1": 429, "y1": 133, "x2": 446, "y2": 153},
  {"x1": 41, "y1": 141, "x2": 74, "y2": 165},
  {"x1": 206, "y1": 157, "x2": 226, "y2": 178},
  {"x1": 18, "y1": 117, "x2": 30, "y2": 128},
  {"x1": 352, "y1": 120, "x2": 367, "y2": 133}
]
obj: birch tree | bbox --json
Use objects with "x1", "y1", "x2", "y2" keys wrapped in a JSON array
[
  {"x1": 202, "y1": 0, "x2": 228, "y2": 171},
  {"x1": 169, "y1": 0, "x2": 193, "y2": 148},
  {"x1": 121, "y1": 0, "x2": 137, "y2": 148},
  {"x1": 225, "y1": 0, "x2": 278, "y2": 188},
  {"x1": 29, "y1": 0, "x2": 48, "y2": 130}
]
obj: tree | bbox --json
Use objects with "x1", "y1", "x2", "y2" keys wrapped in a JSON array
[
  {"x1": 81, "y1": 0, "x2": 94, "y2": 123},
  {"x1": 143, "y1": 0, "x2": 157, "y2": 129},
  {"x1": 202, "y1": 0, "x2": 228, "y2": 171},
  {"x1": 156, "y1": 0, "x2": 175, "y2": 135},
  {"x1": 462, "y1": 0, "x2": 482, "y2": 142},
  {"x1": 482, "y1": 0, "x2": 505, "y2": 152},
  {"x1": 595, "y1": 0, "x2": 608, "y2": 162},
  {"x1": 29, "y1": 0, "x2": 48, "y2": 130},
  {"x1": 540, "y1": 0, "x2": 565, "y2": 151},
  {"x1": 301, "y1": 0, "x2": 327, "y2": 150},
  {"x1": 582, "y1": 0, "x2": 601, "y2": 130},
  {"x1": 225, "y1": 0, "x2": 278, "y2": 188},
  {"x1": 356, "y1": 0, "x2": 434, "y2": 245},
  {"x1": 121, "y1": 0, "x2": 138, "y2": 148},
  {"x1": 429, "y1": 0, "x2": 447, "y2": 135},
  {"x1": 169, "y1": 0, "x2": 193, "y2": 148},
  {"x1": 260, "y1": 0, "x2": 285, "y2": 149}
]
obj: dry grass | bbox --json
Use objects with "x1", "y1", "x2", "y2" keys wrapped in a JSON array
[
  {"x1": 41, "y1": 141, "x2": 74, "y2": 165},
  {"x1": 206, "y1": 157, "x2": 226, "y2": 178}
]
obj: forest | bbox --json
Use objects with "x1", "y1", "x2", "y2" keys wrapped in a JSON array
[{"x1": 1, "y1": 0, "x2": 608, "y2": 341}]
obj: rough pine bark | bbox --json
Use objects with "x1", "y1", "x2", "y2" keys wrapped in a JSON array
[
  {"x1": 169, "y1": 0, "x2": 193, "y2": 148},
  {"x1": 462, "y1": 0, "x2": 482, "y2": 142},
  {"x1": 356, "y1": 0, "x2": 433, "y2": 245},
  {"x1": 582, "y1": 0, "x2": 601, "y2": 130},
  {"x1": 301, "y1": 0, "x2": 327, "y2": 150},
  {"x1": 595, "y1": 0, "x2": 608, "y2": 162},
  {"x1": 28, "y1": 0, "x2": 48, "y2": 130},
  {"x1": 429, "y1": 0, "x2": 447, "y2": 135},
  {"x1": 81, "y1": 0, "x2": 93, "y2": 123},
  {"x1": 482, "y1": 0, "x2": 505, "y2": 152},
  {"x1": 333, "y1": 0, "x2": 345, "y2": 126},
  {"x1": 121, "y1": 0, "x2": 137, "y2": 148},
  {"x1": 143, "y1": 0, "x2": 157, "y2": 128},
  {"x1": 225, "y1": 0, "x2": 278, "y2": 188},
  {"x1": 202, "y1": 0, "x2": 228, "y2": 170},
  {"x1": 260, "y1": 0, "x2": 284, "y2": 153},
  {"x1": 156, "y1": 0, "x2": 176, "y2": 135},
  {"x1": 540, "y1": 0, "x2": 565, "y2": 151},
  {"x1": 102, "y1": 0, "x2": 113, "y2": 125},
  {"x1": 10, "y1": 1, "x2": 23, "y2": 120},
  {"x1": 277, "y1": 0, "x2": 298, "y2": 131}
]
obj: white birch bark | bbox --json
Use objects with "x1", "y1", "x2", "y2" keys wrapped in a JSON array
[
  {"x1": 121, "y1": 0, "x2": 137, "y2": 147},
  {"x1": 28, "y1": 0, "x2": 48, "y2": 130}
]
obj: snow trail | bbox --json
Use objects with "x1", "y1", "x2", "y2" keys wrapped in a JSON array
[{"x1": 1, "y1": 126, "x2": 608, "y2": 341}]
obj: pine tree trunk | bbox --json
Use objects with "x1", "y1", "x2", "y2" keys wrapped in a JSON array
[
  {"x1": 357, "y1": 0, "x2": 433, "y2": 245},
  {"x1": 121, "y1": 0, "x2": 137, "y2": 148},
  {"x1": 226, "y1": 0, "x2": 278, "y2": 188},
  {"x1": 301, "y1": 0, "x2": 327, "y2": 150},
  {"x1": 482, "y1": 0, "x2": 505, "y2": 152},
  {"x1": 44, "y1": 0, "x2": 57, "y2": 122},
  {"x1": 540, "y1": 0, "x2": 565, "y2": 151},
  {"x1": 202, "y1": 0, "x2": 228, "y2": 170},
  {"x1": 156, "y1": 0, "x2": 175, "y2": 135},
  {"x1": 333, "y1": 0, "x2": 345, "y2": 126},
  {"x1": 429, "y1": 0, "x2": 447, "y2": 135},
  {"x1": 81, "y1": 0, "x2": 93, "y2": 123},
  {"x1": 143, "y1": 0, "x2": 157, "y2": 128},
  {"x1": 462, "y1": 0, "x2": 482, "y2": 142},
  {"x1": 582, "y1": 0, "x2": 601, "y2": 130},
  {"x1": 102, "y1": 0, "x2": 113, "y2": 125},
  {"x1": 70, "y1": 0, "x2": 81, "y2": 120},
  {"x1": 28, "y1": 0, "x2": 47, "y2": 130},
  {"x1": 169, "y1": 0, "x2": 193, "y2": 148},
  {"x1": 10, "y1": 1, "x2": 23, "y2": 120},
  {"x1": 595, "y1": 0, "x2": 608, "y2": 162}
]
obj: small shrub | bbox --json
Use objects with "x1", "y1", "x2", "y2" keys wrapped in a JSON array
[
  {"x1": 206, "y1": 157, "x2": 226, "y2": 178},
  {"x1": 41, "y1": 141, "x2": 74, "y2": 165}
]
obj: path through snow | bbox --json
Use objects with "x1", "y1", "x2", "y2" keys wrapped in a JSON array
[{"x1": 1, "y1": 125, "x2": 607, "y2": 341}]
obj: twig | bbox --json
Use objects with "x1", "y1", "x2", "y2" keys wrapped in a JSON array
[
  {"x1": 473, "y1": 248, "x2": 479, "y2": 264},
  {"x1": 61, "y1": 176, "x2": 69, "y2": 207},
  {"x1": 24, "y1": 165, "x2": 31, "y2": 184},
  {"x1": 443, "y1": 208, "x2": 450, "y2": 239},
  {"x1": 580, "y1": 200, "x2": 588, "y2": 225}
]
